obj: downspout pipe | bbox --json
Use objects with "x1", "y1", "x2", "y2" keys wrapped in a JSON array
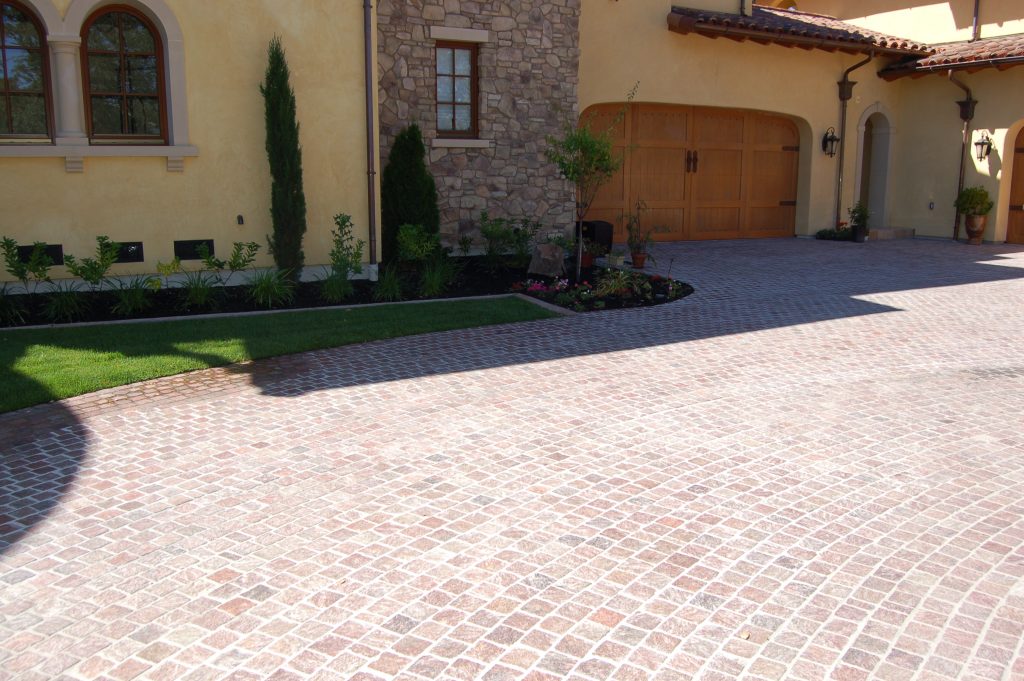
[
  {"x1": 948, "y1": 70, "x2": 976, "y2": 241},
  {"x1": 363, "y1": 0, "x2": 378, "y2": 266},
  {"x1": 833, "y1": 53, "x2": 873, "y2": 230},
  {"x1": 971, "y1": 0, "x2": 981, "y2": 41}
]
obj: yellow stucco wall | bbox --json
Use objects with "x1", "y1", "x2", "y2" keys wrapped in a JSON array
[
  {"x1": 1, "y1": 0, "x2": 378, "y2": 282},
  {"x1": 887, "y1": 69, "x2": 1024, "y2": 241},
  {"x1": 580, "y1": 0, "x2": 908, "y2": 236},
  {"x1": 798, "y1": 0, "x2": 1024, "y2": 44}
]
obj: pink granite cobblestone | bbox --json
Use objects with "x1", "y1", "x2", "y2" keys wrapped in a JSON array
[{"x1": 2, "y1": 239, "x2": 1023, "y2": 680}]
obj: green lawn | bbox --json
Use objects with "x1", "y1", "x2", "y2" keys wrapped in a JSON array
[{"x1": 0, "y1": 297, "x2": 556, "y2": 413}]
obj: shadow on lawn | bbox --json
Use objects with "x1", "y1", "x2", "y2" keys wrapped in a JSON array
[{"x1": 1, "y1": 239, "x2": 1023, "y2": 556}]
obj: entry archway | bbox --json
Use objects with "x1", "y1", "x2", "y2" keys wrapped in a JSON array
[
  {"x1": 855, "y1": 106, "x2": 894, "y2": 231},
  {"x1": 1008, "y1": 126, "x2": 1024, "y2": 244}
]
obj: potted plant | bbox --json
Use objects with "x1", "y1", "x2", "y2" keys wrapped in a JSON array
[
  {"x1": 624, "y1": 200, "x2": 659, "y2": 268},
  {"x1": 848, "y1": 201, "x2": 870, "y2": 243},
  {"x1": 955, "y1": 186, "x2": 994, "y2": 245},
  {"x1": 580, "y1": 239, "x2": 606, "y2": 269}
]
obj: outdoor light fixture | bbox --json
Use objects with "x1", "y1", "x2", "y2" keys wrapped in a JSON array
[
  {"x1": 974, "y1": 132, "x2": 993, "y2": 161},
  {"x1": 821, "y1": 127, "x2": 840, "y2": 157}
]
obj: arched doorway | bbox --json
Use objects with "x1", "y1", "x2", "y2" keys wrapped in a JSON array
[
  {"x1": 857, "y1": 111, "x2": 892, "y2": 231},
  {"x1": 1008, "y1": 127, "x2": 1024, "y2": 244}
]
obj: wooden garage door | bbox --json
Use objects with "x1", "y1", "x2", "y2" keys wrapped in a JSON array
[
  {"x1": 1009, "y1": 127, "x2": 1024, "y2": 244},
  {"x1": 584, "y1": 103, "x2": 799, "y2": 242}
]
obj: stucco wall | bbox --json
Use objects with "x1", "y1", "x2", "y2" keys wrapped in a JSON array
[
  {"x1": 887, "y1": 69, "x2": 1024, "y2": 241},
  {"x1": 798, "y1": 0, "x2": 1024, "y2": 44},
  {"x1": 376, "y1": 0, "x2": 578, "y2": 241},
  {"x1": 1, "y1": 0, "x2": 377, "y2": 282},
  {"x1": 580, "y1": 0, "x2": 908, "y2": 235}
]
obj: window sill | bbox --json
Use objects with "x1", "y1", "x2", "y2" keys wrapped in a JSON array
[
  {"x1": 0, "y1": 143, "x2": 199, "y2": 172},
  {"x1": 431, "y1": 138, "x2": 493, "y2": 149}
]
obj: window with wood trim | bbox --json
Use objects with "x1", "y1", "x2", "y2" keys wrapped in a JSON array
[
  {"x1": 435, "y1": 42, "x2": 477, "y2": 138},
  {"x1": 81, "y1": 6, "x2": 166, "y2": 143},
  {"x1": 0, "y1": 1, "x2": 51, "y2": 139}
]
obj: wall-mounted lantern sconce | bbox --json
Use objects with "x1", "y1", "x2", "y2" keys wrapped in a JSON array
[
  {"x1": 974, "y1": 132, "x2": 992, "y2": 161},
  {"x1": 821, "y1": 127, "x2": 840, "y2": 157}
]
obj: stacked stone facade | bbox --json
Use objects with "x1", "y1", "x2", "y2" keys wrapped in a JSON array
[{"x1": 377, "y1": 0, "x2": 580, "y2": 240}]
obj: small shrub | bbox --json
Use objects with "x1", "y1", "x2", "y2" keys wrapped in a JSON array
[
  {"x1": 0, "y1": 283, "x2": 26, "y2": 326},
  {"x1": 180, "y1": 270, "x2": 219, "y2": 311},
  {"x1": 381, "y1": 124, "x2": 439, "y2": 263},
  {"x1": 419, "y1": 257, "x2": 460, "y2": 298},
  {"x1": 43, "y1": 280, "x2": 88, "y2": 323},
  {"x1": 248, "y1": 268, "x2": 295, "y2": 309},
  {"x1": 320, "y1": 273, "x2": 353, "y2": 304},
  {"x1": 198, "y1": 241, "x2": 260, "y2": 287},
  {"x1": 110, "y1": 275, "x2": 156, "y2": 318},
  {"x1": 155, "y1": 257, "x2": 182, "y2": 290},
  {"x1": 815, "y1": 227, "x2": 852, "y2": 241},
  {"x1": 955, "y1": 185, "x2": 994, "y2": 216},
  {"x1": 373, "y1": 265, "x2": 403, "y2": 302},
  {"x1": 397, "y1": 224, "x2": 441, "y2": 262},
  {"x1": 64, "y1": 236, "x2": 120, "y2": 291},
  {"x1": 457, "y1": 235, "x2": 473, "y2": 257},
  {"x1": 2, "y1": 237, "x2": 53, "y2": 294},
  {"x1": 479, "y1": 212, "x2": 540, "y2": 270},
  {"x1": 318, "y1": 213, "x2": 365, "y2": 304}
]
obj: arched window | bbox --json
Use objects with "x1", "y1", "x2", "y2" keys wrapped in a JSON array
[
  {"x1": 0, "y1": 1, "x2": 51, "y2": 139},
  {"x1": 81, "y1": 5, "x2": 165, "y2": 142}
]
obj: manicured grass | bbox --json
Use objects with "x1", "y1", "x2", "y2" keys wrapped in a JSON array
[{"x1": 0, "y1": 297, "x2": 556, "y2": 413}]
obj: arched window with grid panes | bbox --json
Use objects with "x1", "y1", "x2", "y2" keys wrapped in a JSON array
[
  {"x1": 0, "y1": 1, "x2": 51, "y2": 140},
  {"x1": 81, "y1": 5, "x2": 166, "y2": 143}
]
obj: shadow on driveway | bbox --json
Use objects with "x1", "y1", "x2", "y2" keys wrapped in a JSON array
[{"x1": 2, "y1": 238, "x2": 1023, "y2": 556}]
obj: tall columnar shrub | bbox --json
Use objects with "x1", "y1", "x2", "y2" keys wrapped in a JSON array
[
  {"x1": 261, "y1": 36, "x2": 307, "y2": 281},
  {"x1": 381, "y1": 124, "x2": 439, "y2": 263}
]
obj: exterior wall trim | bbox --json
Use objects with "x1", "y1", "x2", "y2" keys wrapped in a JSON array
[
  {"x1": 853, "y1": 102, "x2": 897, "y2": 230},
  {"x1": 431, "y1": 138, "x2": 493, "y2": 148},
  {"x1": 429, "y1": 26, "x2": 490, "y2": 43}
]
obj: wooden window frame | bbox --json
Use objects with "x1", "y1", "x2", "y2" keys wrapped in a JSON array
[
  {"x1": 0, "y1": 0, "x2": 54, "y2": 141},
  {"x1": 81, "y1": 4, "x2": 168, "y2": 145},
  {"x1": 435, "y1": 40, "x2": 478, "y2": 139}
]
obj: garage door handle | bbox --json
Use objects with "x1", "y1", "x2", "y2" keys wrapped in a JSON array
[
  {"x1": 692, "y1": 150, "x2": 699, "y2": 173},
  {"x1": 685, "y1": 150, "x2": 693, "y2": 173},
  {"x1": 1011, "y1": 204, "x2": 1024, "y2": 211}
]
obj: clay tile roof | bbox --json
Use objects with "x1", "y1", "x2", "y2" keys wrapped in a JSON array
[
  {"x1": 668, "y1": 5, "x2": 932, "y2": 57},
  {"x1": 881, "y1": 33, "x2": 1024, "y2": 78}
]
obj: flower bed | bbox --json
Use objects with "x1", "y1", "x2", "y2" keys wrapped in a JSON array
[{"x1": 513, "y1": 268, "x2": 693, "y2": 312}]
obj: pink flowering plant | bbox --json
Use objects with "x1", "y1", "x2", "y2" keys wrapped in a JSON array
[{"x1": 513, "y1": 268, "x2": 691, "y2": 312}]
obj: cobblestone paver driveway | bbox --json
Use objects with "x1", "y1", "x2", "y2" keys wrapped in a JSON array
[{"x1": 3, "y1": 239, "x2": 1024, "y2": 681}]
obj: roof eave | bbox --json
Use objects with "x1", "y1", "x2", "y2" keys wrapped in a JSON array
[
  {"x1": 667, "y1": 11, "x2": 930, "y2": 58},
  {"x1": 880, "y1": 55, "x2": 1024, "y2": 80}
]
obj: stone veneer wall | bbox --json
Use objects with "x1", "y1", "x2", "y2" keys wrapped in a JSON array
[{"x1": 377, "y1": 0, "x2": 580, "y2": 241}]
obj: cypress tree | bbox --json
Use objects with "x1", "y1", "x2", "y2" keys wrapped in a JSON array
[
  {"x1": 381, "y1": 124, "x2": 440, "y2": 263},
  {"x1": 261, "y1": 36, "x2": 307, "y2": 281}
]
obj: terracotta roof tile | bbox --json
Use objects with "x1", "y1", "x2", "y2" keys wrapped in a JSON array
[
  {"x1": 881, "y1": 32, "x2": 1024, "y2": 77},
  {"x1": 668, "y1": 5, "x2": 932, "y2": 56}
]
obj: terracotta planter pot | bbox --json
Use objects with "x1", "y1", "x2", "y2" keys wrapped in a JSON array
[
  {"x1": 964, "y1": 214, "x2": 987, "y2": 245},
  {"x1": 630, "y1": 252, "x2": 647, "y2": 269},
  {"x1": 580, "y1": 252, "x2": 595, "y2": 269}
]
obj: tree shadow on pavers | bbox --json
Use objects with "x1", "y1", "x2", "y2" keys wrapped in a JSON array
[
  {"x1": 2, "y1": 239, "x2": 1022, "y2": 554},
  {"x1": 0, "y1": 398, "x2": 88, "y2": 558},
  {"x1": 243, "y1": 239, "x2": 1024, "y2": 401},
  {"x1": 0, "y1": 337, "x2": 235, "y2": 557}
]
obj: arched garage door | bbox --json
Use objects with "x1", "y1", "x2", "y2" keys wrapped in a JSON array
[{"x1": 582, "y1": 103, "x2": 800, "y2": 242}]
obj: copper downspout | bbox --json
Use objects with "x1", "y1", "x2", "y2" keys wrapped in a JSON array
[
  {"x1": 833, "y1": 53, "x2": 873, "y2": 230},
  {"x1": 363, "y1": 0, "x2": 378, "y2": 265},
  {"x1": 948, "y1": 71, "x2": 976, "y2": 241}
]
